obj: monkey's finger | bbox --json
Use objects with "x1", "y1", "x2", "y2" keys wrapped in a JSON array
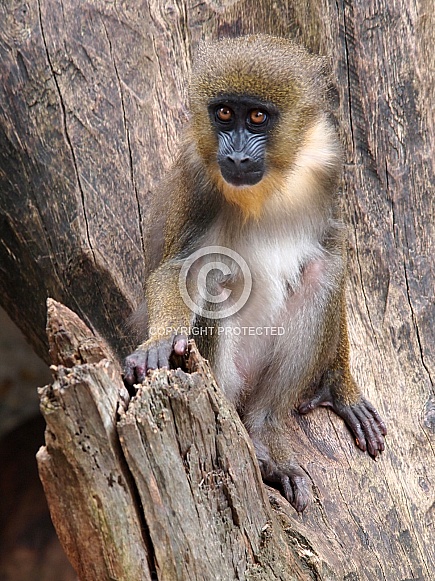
[
  {"x1": 123, "y1": 350, "x2": 148, "y2": 386},
  {"x1": 284, "y1": 469, "x2": 309, "y2": 513},
  {"x1": 335, "y1": 405, "x2": 368, "y2": 453},
  {"x1": 264, "y1": 465, "x2": 309, "y2": 513},
  {"x1": 359, "y1": 400, "x2": 386, "y2": 453},
  {"x1": 280, "y1": 475, "x2": 295, "y2": 507},
  {"x1": 146, "y1": 345, "x2": 159, "y2": 371},
  {"x1": 292, "y1": 481, "x2": 309, "y2": 513},
  {"x1": 371, "y1": 423, "x2": 386, "y2": 452},
  {"x1": 263, "y1": 470, "x2": 296, "y2": 508},
  {"x1": 281, "y1": 473, "x2": 309, "y2": 513},
  {"x1": 173, "y1": 334, "x2": 188, "y2": 356},
  {"x1": 157, "y1": 341, "x2": 173, "y2": 368},
  {"x1": 123, "y1": 365, "x2": 135, "y2": 387},
  {"x1": 349, "y1": 401, "x2": 386, "y2": 456}
]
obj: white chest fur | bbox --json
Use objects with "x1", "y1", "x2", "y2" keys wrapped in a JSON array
[{"x1": 192, "y1": 116, "x2": 344, "y2": 412}]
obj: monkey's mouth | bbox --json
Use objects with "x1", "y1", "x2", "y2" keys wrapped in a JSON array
[{"x1": 220, "y1": 169, "x2": 264, "y2": 187}]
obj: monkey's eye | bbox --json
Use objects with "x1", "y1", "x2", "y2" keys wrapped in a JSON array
[
  {"x1": 249, "y1": 109, "x2": 268, "y2": 125},
  {"x1": 216, "y1": 107, "x2": 233, "y2": 123}
]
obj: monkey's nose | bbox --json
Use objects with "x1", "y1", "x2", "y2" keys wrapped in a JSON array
[{"x1": 227, "y1": 151, "x2": 250, "y2": 168}]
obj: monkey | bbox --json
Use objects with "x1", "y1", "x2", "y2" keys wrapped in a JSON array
[{"x1": 123, "y1": 34, "x2": 387, "y2": 512}]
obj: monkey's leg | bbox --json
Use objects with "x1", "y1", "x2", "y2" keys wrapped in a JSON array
[{"x1": 298, "y1": 304, "x2": 387, "y2": 457}]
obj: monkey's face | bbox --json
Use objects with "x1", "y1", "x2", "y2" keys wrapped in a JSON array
[{"x1": 208, "y1": 96, "x2": 279, "y2": 188}]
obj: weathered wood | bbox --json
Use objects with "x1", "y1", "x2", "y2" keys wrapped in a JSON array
[
  {"x1": 1, "y1": 0, "x2": 434, "y2": 579},
  {"x1": 37, "y1": 300, "x2": 151, "y2": 581},
  {"x1": 118, "y1": 355, "x2": 320, "y2": 580},
  {"x1": 39, "y1": 299, "x2": 314, "y2": 580}
]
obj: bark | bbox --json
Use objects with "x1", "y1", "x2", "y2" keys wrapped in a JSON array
[{"x1": 1, "y1": 0, "x2": 434, "y2": 580}]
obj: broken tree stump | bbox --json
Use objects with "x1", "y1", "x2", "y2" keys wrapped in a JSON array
[{"x1": 37, "y1": 299, "x2": 313, "y2": 580}]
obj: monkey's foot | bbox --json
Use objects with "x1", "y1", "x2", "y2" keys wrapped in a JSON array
[
  {"x1": 261, "y1": 460, "x2": 309, "y2": 512},
  {"x1": 252, "y1": 437, "x2": 309, "y2": 512},
  {"x1": 298, "y1": 384, "x2": 387, "y2": 458}
]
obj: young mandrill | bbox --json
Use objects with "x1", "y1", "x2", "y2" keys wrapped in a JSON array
[{"x1": 124, "y1": 34, "x2": 386, "y2": 512}]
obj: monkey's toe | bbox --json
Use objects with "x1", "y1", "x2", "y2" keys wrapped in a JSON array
[
  {"x1": 281, "y1": 469, "x2": 309, "y2": 513},
  {"x1": 336, "y1": 397, "x2": 387, "y2": 458}
]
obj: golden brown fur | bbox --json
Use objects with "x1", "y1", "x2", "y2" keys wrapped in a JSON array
[{"x1": 124, "y1": 35, "x2": 387, "y2": 512}]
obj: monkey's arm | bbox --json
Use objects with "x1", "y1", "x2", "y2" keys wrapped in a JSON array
[
  {"x1": 123, "y1": 261, "x2": 194, "y2": 386},
  {"x1": 299, "y1": 297, "x2": 387, "y2": 457}
]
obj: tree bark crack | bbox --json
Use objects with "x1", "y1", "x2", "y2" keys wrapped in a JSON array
[
  {"x1": 382, "y1": 477, "x2": 426, "y2": 580},
  {"x1": 389, "y1": 166, "x2": 433, "y2": 392},
  {"x1": 149, "y1": 28, "x2": 170, "y2": 147},
  {"x1": 37, "y1": 0, "x2": 96, "y2": 265},
  {"x1": 123, "y1": 426, "x2": 159, "y2": 578},
  {"x1": 351, "y1": 219, "x2": 381, "y2": 356},
  {"x1": 100, "y1": 17, "x2": 146, "y2": 260},
  {"x1": 333, "y1": 472, "x2": 389, "y2": 579},
  {"x1": 302, "y1": 458, "x2": 346, "y2": 550},
  {"x1": 396, "y1": 475, "x2": 431, "y2": 579},
  {"x1": 341, "y1": 0, "x2": 355, "y2": 159},
  {"x1": 402, "y1": 255, "x2": 434, "y2": 391}
]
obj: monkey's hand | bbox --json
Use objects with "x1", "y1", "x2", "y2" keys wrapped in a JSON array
[
  {"x1": 252, "y1": 436, "x2": 309, "y2": 513},
  {"x1": 298, "y1": 376, "x2": 387, "y2": 458},
  {"x1": 123, "y1": 334, "x2": 188, "y2": 387}
]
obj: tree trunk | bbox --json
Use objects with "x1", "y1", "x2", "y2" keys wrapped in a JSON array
[{"x1": 1, "y1": 1, "x2": 434, "y2": 579}]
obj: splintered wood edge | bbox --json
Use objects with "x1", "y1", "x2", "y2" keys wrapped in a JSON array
[{"x1": 46, "y1": 298, "x2": 118, "y2": 369}]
